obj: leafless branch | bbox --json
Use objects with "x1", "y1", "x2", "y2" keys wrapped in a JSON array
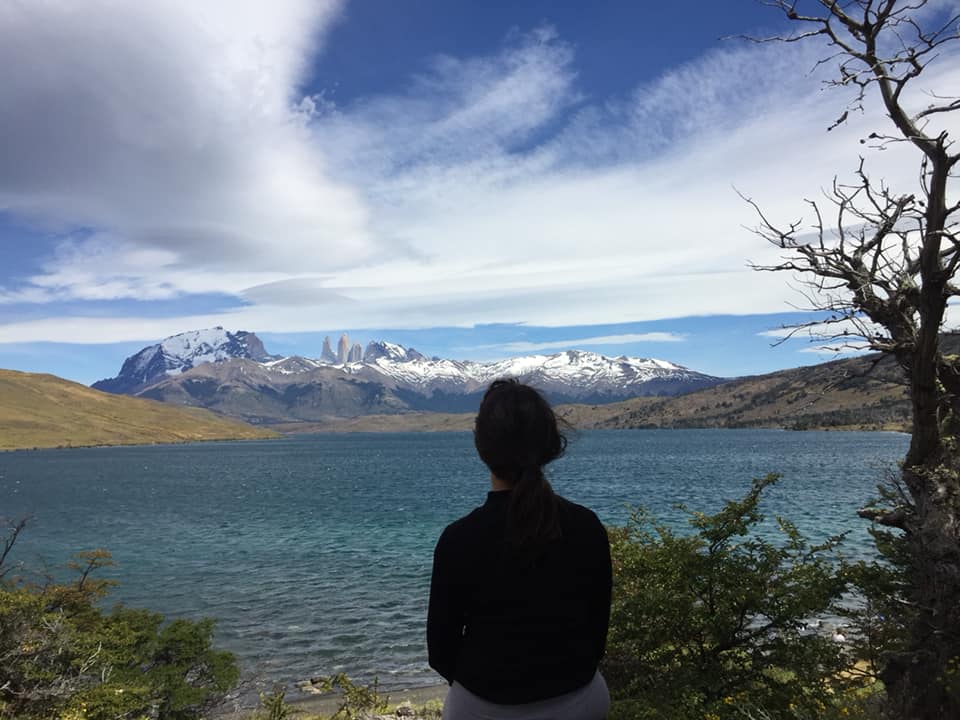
[{"x1": 0, "y1": 516, "x2": 29, "y2": 580}]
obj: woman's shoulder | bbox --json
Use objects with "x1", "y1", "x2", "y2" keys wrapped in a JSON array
[
  {"x1": 556, "y1": 495, "x2": 605, "y2": 532},
  {"x1": 436, "y1": 503, "x2": 494, "y2": 545},
  {"x1": 556, "y1": 493, "x2": 599, "y2": 515}
]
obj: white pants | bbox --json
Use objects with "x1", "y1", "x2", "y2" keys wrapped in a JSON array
[{"x1": 442, "y1": 671, "x2": 609, "y2": 720}]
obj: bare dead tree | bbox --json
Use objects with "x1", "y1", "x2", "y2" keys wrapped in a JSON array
[{"x1": 742, "y1": 2, "x2": 960, "y2": 718}]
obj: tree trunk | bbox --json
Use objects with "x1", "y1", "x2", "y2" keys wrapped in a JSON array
[
  {"x1": 884, "y1": 459, "x2": 960, "y2": 717},
  {"x1": 883, "y1": 153, "x2": 960, "y2": 717}
]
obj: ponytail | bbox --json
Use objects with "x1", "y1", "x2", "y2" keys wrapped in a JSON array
[
  {"x1": 507, "y1": 466, "x2": 560, "y2": 562},
  {"x1": 474, "y1": 380, "x2": 567, "y2": 563}
]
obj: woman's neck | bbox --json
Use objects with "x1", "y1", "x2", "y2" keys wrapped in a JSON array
[{"x1": 490, "y1": 473, "x2": 511, "y2": 492}]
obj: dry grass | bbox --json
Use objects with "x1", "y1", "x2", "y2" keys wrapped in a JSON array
[{"x1": 0, "y1": 368, "x2": 278, "y2": 451}]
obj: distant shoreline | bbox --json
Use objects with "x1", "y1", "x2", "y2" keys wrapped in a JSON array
[
  {"x1": 1, "y1": 421, "x2": 910, "y2": 452},
  {"x1": 0, "y1": 435, "x2": 279, "y2": 453}
]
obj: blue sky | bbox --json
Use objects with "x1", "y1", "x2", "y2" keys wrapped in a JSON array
[{"x1": 1, "y1": 1, "x2": 957, "y2": 385}]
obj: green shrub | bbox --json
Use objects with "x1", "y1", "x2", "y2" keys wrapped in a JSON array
[
  {"x1": 255, "y1": 685, "x2": 294, "y2": 720},
  {"x1": 0, "y1": 539, "x2": 238, "y2": 720},
  {"x1": 313, "y1": 673, "x2": 389, "y2": 719},
  {"x1": 603, "y1": 474, "x2": 870, "y2": 719}
]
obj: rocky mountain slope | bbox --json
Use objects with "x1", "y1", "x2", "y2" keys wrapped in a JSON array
[
  {"x1": 93, "y1": 329, "x2": 725, "y2": 423},
  {"x1": 0, "y1": 369, "x2": 278, "y2": 451},
  {"x1": 92, "y1": 327, "x2": 273, "y2": 394}
]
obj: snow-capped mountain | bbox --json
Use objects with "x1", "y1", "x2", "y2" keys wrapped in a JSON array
[
  {"x1": 357, "y1": 348, "x2": 705, "y2": 400},
  {"x1": 92, "y1": 328, "x2": 273, "y2": 394},
  {"x1": 362, "y1": 340, "x2": 426, "y2": 363},
  {"x1": 94, "y1": 329, "x2": 725, "y2": 421}
]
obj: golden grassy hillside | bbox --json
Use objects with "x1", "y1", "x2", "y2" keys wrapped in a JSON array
[{"x1": 0, "y1": 369, "x2": 279, "y2": 451}]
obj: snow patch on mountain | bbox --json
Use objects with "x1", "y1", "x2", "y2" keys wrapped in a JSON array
[
  {"x1": 93, "y1": 327, "x2": 272, "y2": 394},
  {"x1": 363, "y1": 341, "x2": 426, "y2": 363},
  {"x1": 263, "y1": 356, "x2": 325, "y2": 375},
  {"x1": 152, "y1": 328, "x2": 235, "y2": 374}
]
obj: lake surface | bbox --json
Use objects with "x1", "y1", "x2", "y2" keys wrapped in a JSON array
[{"x1": 0, "y1": 429, "x2": 908, "y2": 690}]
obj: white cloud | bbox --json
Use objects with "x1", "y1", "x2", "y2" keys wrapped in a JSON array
[
  {"x1": 0, "y1": 0, "x2": 375, "y2": 284},
  {"x1": 0, "y1": 10, "x2": 958, "y2": 345},
  {"x1": 0, "y1": 314, "x2": 233, "y2": 345}
]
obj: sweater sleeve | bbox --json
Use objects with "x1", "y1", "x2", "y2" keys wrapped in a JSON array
[{"x1": 427, "y1": 527, "x2": 463, "y2": 684}]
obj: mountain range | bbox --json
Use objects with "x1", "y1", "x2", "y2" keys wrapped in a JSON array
[
  {"x1": 92, "y1": 328, "x2": 725, "y2": 423},
  {"x1": 2, "y1": 328, "x2": 927, "y2": 451}
]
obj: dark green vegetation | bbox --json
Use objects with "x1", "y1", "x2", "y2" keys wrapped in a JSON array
[
  {"x1": 0, "y1": 368, "x2": 278, "y2": 451},
  {"x1": 0, "y1": 524, "x2": 238, "y2": 720},
  {"x1": 603, "y1": 475, "x2": 881, "y2": 719}
]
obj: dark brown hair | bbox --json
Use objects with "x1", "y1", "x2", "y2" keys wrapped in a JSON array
[{"x1": 474, "y1": 379, "x2": 567, "y2": 559}]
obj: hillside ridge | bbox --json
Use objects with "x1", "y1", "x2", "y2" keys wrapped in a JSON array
[{"x1": 0, "y1": 368, "x2": 278, "y2": 451}]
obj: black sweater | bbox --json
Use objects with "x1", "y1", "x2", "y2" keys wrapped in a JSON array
[{"x1": 427, "y1": 490, "x2": 612, "y2": 704}]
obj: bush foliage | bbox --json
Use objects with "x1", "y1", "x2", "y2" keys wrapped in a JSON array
[
  {"x1": 603, "y1": 474, "x2": 875, "y2": 719},
  {"x1": 0, "y1": 540, "x2": 238, "y2": 720},
  {"x1": 312, "y1": 672, "x2": 390, "y2": 720}
]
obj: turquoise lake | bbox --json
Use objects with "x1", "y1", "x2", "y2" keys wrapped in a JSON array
[{"x1": 0, "y1": 429, "x2": 908, "y2": 691}]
